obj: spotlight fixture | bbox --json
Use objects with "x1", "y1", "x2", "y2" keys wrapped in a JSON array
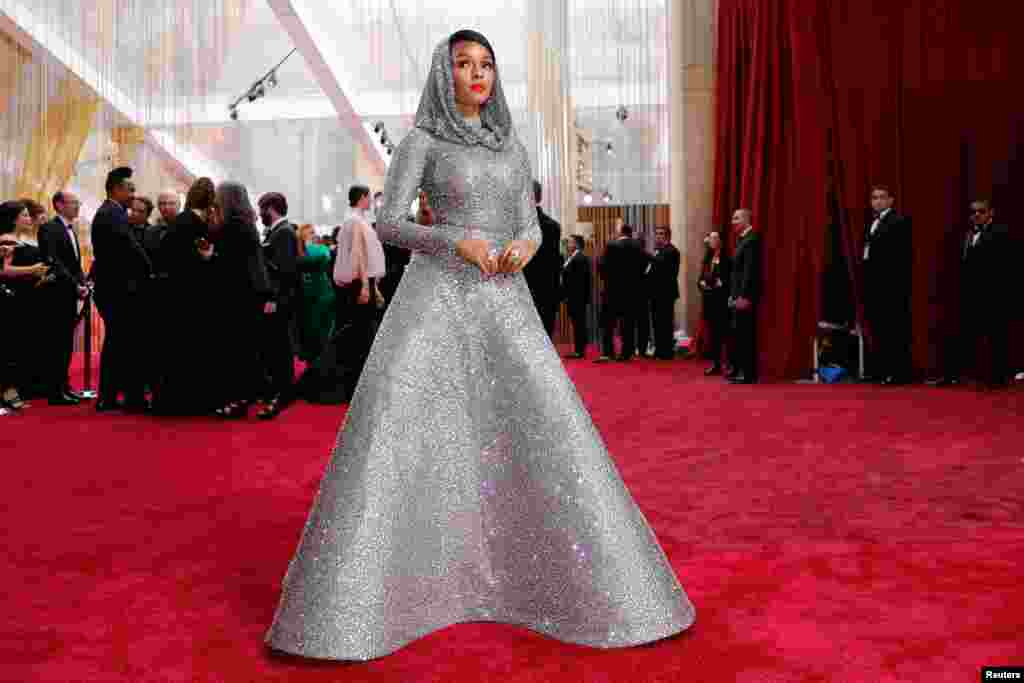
[
  {"x1": 583, "y1": 192, "x2": 593, "y2": 205},
  {"x1": 605, "y1": 142, "x2": 614, "y2": 155},
  {"x1": 228, "y1": 48, "x2": 296, "y2": 119},
  {"x1": 615, "y1": 105, "x2": 629, "y2": 123},
  {"x1": 602, "y1": 190, "x2": 612, "y2": 203},
  {"x1": 373, "y1": 121, "x2": 384, "y2": 134}
]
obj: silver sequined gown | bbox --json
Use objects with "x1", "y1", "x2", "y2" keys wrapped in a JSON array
[{"x1": 265, "y1": 37, "x2": 694, "y2": 662}]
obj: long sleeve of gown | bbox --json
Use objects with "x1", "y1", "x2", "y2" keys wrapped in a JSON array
[
  {"x1": 376, "y1": 129, "x2": 458, "y2": 258},
  {"x1": 513, "y1": 141, "x2": 542, "y2": 244}
]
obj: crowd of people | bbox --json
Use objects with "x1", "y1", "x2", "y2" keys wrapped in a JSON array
[
  {"x1": 0, "y1": 166, "x2": 411, "y2": 418},
  {"x1": 3, "y1": 168, "x2": 1015, "y2": 412}
]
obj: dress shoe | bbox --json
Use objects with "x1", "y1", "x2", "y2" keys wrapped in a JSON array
[
  {"x1": 728, "y1": 374, "x2": 755, "y2": 384},
  {"x1": 615, "y1": 355, "x2": 632, "y2": 362},
  {"x1": 95, "y1": 399, "x2": 125, "y2": 412},
  {"x1": 48, "y1": 394, "x2": 80, "y2": 406},
  {"x1": 123, "y1": 400, "x2": 152, "y2": 414},
  {"x1": 881, "y1": 376, "x2": 906, "y2": 386},
  {"x1": 593, "y1": 356, "x2": 612, "y2": 363},
  {"x1": 257, "y1": 396, "x2": 286, "y2": 420},
  {"x1": 64, "y1": 388, "x2": 86, "y2": 401},
  {"x1": 562, "y1": 352, "x2": 585, "y2": 359},
  {"x1": 927, "y1": 376, "x2": 959, "y2": 387},
  {"x1": 704, "y1": 365, "x2": 722, "y2": 376}
]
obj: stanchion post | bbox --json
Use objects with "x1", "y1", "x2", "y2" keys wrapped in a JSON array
[{"x1": 80, "y1": 295, "x2": 96, "y2": 399}]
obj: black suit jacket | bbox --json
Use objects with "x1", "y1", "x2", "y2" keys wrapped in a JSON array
[
  {"x1": 699, "y1": 253, "x2": 732, "y2": 299},
  {"x1": 961, "y1": 222, "x2": 1011, "y2": 297},
  {"x1": 730, "y1": 230, "x2": 761, "y2": 302},
  {"x1": 649, "y1": 244, "x2": 680, "y2": 301},
  {"x1": 262, "y1": 220, "x2": 300, "y2": 310},
  {"x1": 523, "y1": 207, "x2": 562, "y2": 303},
  {"x1": 600, "y1": 237, "x2": 647, "y2": 299},
  {"x1": 562, "y1": 251, "x2": 591, "y2": 307},
  {"x1": 38, "y1": 217, "x2": 84, "y2": 287},
  {"x1": 90, "y1": 199, "x2": 153, "y2": 296},
  {"x1": 863, "y1": 209, "x2": 912, "y2": 295}
]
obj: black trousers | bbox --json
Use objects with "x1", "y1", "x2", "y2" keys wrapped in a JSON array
[
  {"x1": 45, "y1": 288, "x2": 79, "y2": 396},
  {"x1": 601, "y1": 295, "x2": 636, "y2": 358},
  {"x1": 702, "y1": 296, "x2": 730, "y2": 366},
  {"x1": 946, "y1": 297, "x2": 1010, "y2": 383},
  {"x1": 635, "y1": 292, "x2": 652, "y2": 355},
  {"x1": 337, "y1": 280, "x2": 380, "y2": 395},
  {"x1": 258, "y1": 306, "x2": 295, "y2": 402},
  {"x1": 864, "y1": 283, "x2": 912, "y2": 380},
  {"x1": 95, "y1": 292, "x2": 147, "y2": 405},
  {"x1": 730, "y1": 306, "x2": 758, "y2": 380},
  {"x1": 651, "y1": 296, "x2": 676, "y2": 359},
  {"x1": 567, "y1": 301, "x2": 589, "y2": 356}
]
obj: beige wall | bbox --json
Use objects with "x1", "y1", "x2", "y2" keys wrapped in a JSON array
[{"x1": 670, "y1": 0, "x2": 716, "y2": 339}]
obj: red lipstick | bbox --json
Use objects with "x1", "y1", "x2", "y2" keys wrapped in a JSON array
[{"x1": 471, "y1": 84, "x2": 485, "y2": 93}]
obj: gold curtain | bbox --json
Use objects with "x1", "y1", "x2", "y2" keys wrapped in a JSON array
[
  {"x1": 14, "y1": 76, "x2": 99, "y2": 207},
  {"x1": 0, "y1": 32, "x2": 29, "y2": 116}
]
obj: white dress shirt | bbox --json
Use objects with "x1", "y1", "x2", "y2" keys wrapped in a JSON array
[
  {"x1": 58, "y1": 215, "x2": 80, "y2": 262},
  {"x1": 864, "y1": 207, "x2": 891, "y2": 260},
  {"x1": 333, "y1": 208, "x2": 386, "y2": 286}
]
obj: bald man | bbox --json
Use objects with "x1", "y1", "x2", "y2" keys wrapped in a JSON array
[{"x1": 155, "y1": 191, "x2": 180, "y2": 227}]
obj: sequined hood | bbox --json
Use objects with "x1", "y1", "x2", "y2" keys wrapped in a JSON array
[{"x1": 413, "y1": 34, "x2": 514, "y2": 152}]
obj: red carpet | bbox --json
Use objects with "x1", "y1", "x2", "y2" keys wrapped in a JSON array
[{"x1": 3, "y1": 355, "x2": 1023, "y2": 682}]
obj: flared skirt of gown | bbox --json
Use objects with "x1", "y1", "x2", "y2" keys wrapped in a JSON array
[{"x1": 265, "y1": 254, "x2": 696, "y2": 660}]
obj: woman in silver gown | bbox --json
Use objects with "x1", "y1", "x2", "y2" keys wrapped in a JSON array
[{"x1": 266, "y1": 30, "x2": 695, "y2": 661}]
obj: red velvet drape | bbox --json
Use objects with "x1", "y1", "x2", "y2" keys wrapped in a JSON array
[{"x1": 714, "y1": 0, "x2": 1024, "y2": 380}]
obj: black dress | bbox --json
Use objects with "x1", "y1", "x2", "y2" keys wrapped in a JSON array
[
  {"x1": 213, "y1": 217, "x2": 273, "y2": 404},
  {"x1": 153, "y1": 210, "x2": 219, "y2": 414},
  {"x1": 5, "y1": 244, "x2": 52, "y2": 396},
  {"x1": 699, "y1": 252, "x2": 731, "y2": 366}
]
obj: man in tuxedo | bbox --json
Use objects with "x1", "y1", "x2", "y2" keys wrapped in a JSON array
[
  {"x1": 90, "y1": 166, "x2": 153, "y2": 412},
  {"x1": 728, "y1": 209, "x2": 761, "y2": 384},
  {"x1": 933, "y1": 199, "x2": 1013, "y2": 387},
  {"x1": 37, "y1": 191, "x2": 89, "y2": 405},
  {"x1": 256, "y1": 192, "x2": 300, "y2": 419},
  {"x1": 561, "y1": 234, "x2": 591, "y2": 359},
  {"x1": 595, "y1": 223, "x2": 647, "y2": 362},
  {"x1": 648, "y1": 226, "x2": 681, "y2": 360},
  {"x1": 147, "y1": 191, "x2": 179, "y2": 280},
  {"x1": 861, "y1": 185, "x2": 913, "y2": 384},
  {"x1": 523, "y1": 180, "x2": 563, "y2": 338}
]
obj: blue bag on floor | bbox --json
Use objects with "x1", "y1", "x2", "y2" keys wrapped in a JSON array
[{"x1": 818, "y1": 364, "x2": 847, "y2": 383}]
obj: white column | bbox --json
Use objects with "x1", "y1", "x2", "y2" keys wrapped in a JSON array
[{"x1": 669, "y1": 0, "x2": 716, "y2": 337}]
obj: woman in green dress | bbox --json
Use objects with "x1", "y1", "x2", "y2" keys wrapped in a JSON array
[{"x1": 295, "y1": 224, "x2": 335, "y2": 362}]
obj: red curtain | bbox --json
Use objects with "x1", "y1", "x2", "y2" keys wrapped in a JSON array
[{"x1": 714, "y1": 0, "x2": 1024, "y2": 380}]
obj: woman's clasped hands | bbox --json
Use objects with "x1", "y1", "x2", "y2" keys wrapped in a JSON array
[{"x1": 455, "y1": 238, "x2": 536, "y2": 277}]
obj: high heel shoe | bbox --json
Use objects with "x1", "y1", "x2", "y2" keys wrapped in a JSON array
[
  {"x1": 215, "y1": 401, "x2": 248, "y2": 419},
  {"x1": 256, "y1": 396, "x2": 285, "y2": 420}
]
